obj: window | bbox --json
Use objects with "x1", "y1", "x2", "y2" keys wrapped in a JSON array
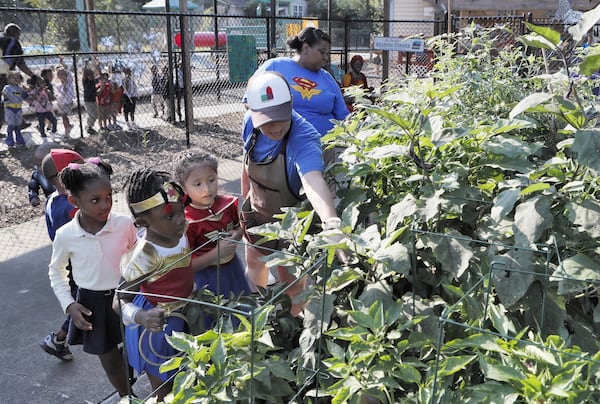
[{"x1": 293, "y1": 5, "x2": 303, "y2": 17}]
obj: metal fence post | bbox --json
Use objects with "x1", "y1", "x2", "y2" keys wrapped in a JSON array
[{"x1": 72, "y1": 52, "x2": 84, "y2": 138}]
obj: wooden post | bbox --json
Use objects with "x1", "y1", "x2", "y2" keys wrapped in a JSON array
[
  {"x1": 447, "y1": 0, "x2": 452, "y2": 37},
  {"x1": 85, "y1": 0, "x2": 97, "y2": 51},
  {"x1": 180, "y1": 0, "x2": 194, "y2": 146}
]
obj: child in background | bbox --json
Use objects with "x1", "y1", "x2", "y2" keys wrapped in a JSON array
[
  {"x1": 82, "y1": 60, "x2": 99, "y2": 135},
  {"x1": 95, "y1": 72, "x2": 112, "y2": 133},
  {"x1": 342, "y1": 55, "x2": 374, "y2": 112},
  {"x1": 40, "y1": 68, "x2": 55, "y2": 100},
  {"x1": 27, "y1": 75, "x2": 58, "y2": 141},
  {"x1": 114, "y1": 169, "x2": 194, "y2": 401},
  {"x1": 175, "y1": 152, "x2": 251, "y2": 304},
  {"x1": 55, "y1": 56, "x2": 75, "y2": 136},
  {"x1": 150, "y1": 64, "x2": 165, "y2": 119},
  {"x1": 160, "y1": 65, "x2": 172, "y2": 122},
  {"x1": 48, "y1": 159, "x2": 137, "y2": 398},
  {"x1": 28, "y1": 142, "x2": 60, "y2": 207},
  {"x1": 2, "y1": 71, "x2": 27, "y2": 148},
  {"x1": 40, "y1": 67, "x2": 56, "y2": 133},
  {"x1": 39, "y1": 148, "x2": 84, "y2": 360},
  {"x1": 109, "y1": 68, "x2": 123, "y2": 131},
  {"x1": 122, "y1": 67, "x2": 138, "y2": 130}
]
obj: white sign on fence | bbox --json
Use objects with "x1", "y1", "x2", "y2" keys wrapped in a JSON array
[{"x1": 373, "y1": 36, "x2": 425, "y2": 52}]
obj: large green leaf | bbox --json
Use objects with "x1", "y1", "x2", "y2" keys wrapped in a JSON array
[
  {"x1": 210, "y1": 336, "x2": 227, "y2": 373},
  {"x1": 567, "y1": 3, "x2": 600, "y2": 41},
  {"x1": 480, "y1": 359, "x2": 525, "y2": 383},
  {"x1": 509, "y1": 92, "x2": 553, "y2": 119},
  {"x1": 444, "y1": 333, "x2": 508, "y2": 355},
  {"x1": 359, "y1": 280, "x2": 395, "y2": 309},
  {"x1": 484, "y1": 134, "x2": 540, "y2": 159},
  {"x1": 386, "y1": 194, "x2": 418, "y2": 234},
  {"x1": 435, "y1": 355, "x2": 477, "y2": 377},
  {"x1": 372, "y1": 242, "x2": 411, "y2": 277},
  {"x1": 491, "y1": 189, "x2": 521, "y2": 223},
  {"x1": 524, "y1": 22, "x2": 561, "y2": 46},
  {"x1": 422, "y1": 189, "x2": 443, "y2": 222},
  {"x1": 484, "y1": 154, "x2": 535, "y2": 173},
  {"x1": 367, "y1": 106, "x2": 414, "y2": 129},
  {"x1": 488, "y1": 118, "x2": 536, "y2": 135},
  {"x1": 580, "y1": 54, "x2": 600, "y2": 77},
  {"x1": 365, "y1": 144, "x2": 410, "y2": 159},
  {"x1": 490, "y1": 251, "x2": 537, "y2": 309},
  {"x1": 572, "y1": 129, "x2": 600, "y2": 171},
  {"x1": 488, "y1": 301, "x2": 517, "y2": 336},
  {"x1": 524, "y1": 344, "x2": 559, "y2": 366},
  {"x1": 566, "y1": 199, "x2": 600, "y2": 238},
  {"x1": 554, "y1": 253, "x2": 600, "y2": 284},
  {"x1": 519, "y1": 33, "x2": 558, "y2": 50},
  {"x1": 423, "y1": 231, "x2": 473, "y2": 278},
  {"x1": 513, "y1": 195, "x2": 552, "y2": 246}
]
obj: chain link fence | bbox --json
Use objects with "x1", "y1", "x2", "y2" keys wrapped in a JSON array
[{"x1": 1, "y1": 7, "x2": 451, "y2": 141}]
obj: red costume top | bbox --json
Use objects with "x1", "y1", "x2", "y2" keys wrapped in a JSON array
[{"x1": 185, "y1": 194, "x2": 240, "y2": 263}]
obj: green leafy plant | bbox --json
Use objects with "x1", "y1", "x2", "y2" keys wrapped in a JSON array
[{"x1": 145, "y1": 6, "x2": 600, "y2": 403}]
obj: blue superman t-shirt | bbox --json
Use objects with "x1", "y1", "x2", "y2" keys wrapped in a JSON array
[{"x1": 253, "y1": 57, "x2": 349, "y2": 136}]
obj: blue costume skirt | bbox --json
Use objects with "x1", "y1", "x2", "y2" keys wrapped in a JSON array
[
  {"x1": 194, "y1": 255, "x2": 251, "y2": 297},
  {"x1": 194, "y1": 255, "x2": 252, "y2": 328},
  {"x1": 124, "y1": 294, "x2": 189, "y2": 381}
]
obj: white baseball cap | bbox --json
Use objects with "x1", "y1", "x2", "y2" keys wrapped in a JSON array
[{"x1": 246, "y1": 71, "x2": 292, "y2": 128}]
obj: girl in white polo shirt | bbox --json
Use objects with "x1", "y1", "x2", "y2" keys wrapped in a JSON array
[{"x1": 48, "y1": 158, "x2": 137, "y2": 398}]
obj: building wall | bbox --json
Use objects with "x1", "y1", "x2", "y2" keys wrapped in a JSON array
[{"x1": 392, "y1": 0, "x2": 436, "y2": 36}]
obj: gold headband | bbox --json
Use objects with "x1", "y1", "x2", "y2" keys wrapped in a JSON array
[{"x1": 130, "y1": 182, "x2": 182, "y2": 215}]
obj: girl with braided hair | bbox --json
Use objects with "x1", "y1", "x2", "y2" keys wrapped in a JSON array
[
  {"x1": 47, "y1": 158, "x2": 137, "y2": 398},
  {"x1": 113, "y1": 168, "x2": 195, "y2": 401}
]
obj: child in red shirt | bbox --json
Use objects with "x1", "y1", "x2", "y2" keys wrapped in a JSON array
[{"x1": 95, "y1": 73, "x2": 112, "y2": 132}]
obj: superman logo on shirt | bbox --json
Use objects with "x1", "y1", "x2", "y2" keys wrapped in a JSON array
[{"x1": 291, "y1": 77, "x2": 322, "y2": 100}]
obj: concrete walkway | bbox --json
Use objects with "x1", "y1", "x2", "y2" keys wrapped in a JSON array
[{"x1": 0, "y1": 156, "x2": 243, "y2": 403}]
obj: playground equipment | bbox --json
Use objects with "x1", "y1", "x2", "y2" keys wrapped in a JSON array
[{"x1": 174, "y1": 31, "x2": 227, "y2": 48}]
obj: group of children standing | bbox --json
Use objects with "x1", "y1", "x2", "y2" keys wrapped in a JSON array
[
  {"x1": 1, "y1": 58, "x2": 141, "y2": 148},
  {"x1": 1, "y1": 56, "x2": 76, "y2": 147},
  {"x1": 82, "y1": 61, "x2": 139, "y2": 134},
  {"x1": 39, "y1": 145, "x2": 248, "y2": 400}
]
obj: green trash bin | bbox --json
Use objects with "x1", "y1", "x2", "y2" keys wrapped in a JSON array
[{"x1": 228, "y1": 35, "x2": 257, "y2": 83}]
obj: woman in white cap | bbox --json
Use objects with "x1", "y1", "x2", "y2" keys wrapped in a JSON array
[{"x1": 241, "y1": 71, "x2": 345, "y2": 315}]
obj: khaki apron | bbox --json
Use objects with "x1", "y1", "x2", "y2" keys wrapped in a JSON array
[{"x1": 241, "y1": 128, "x2": 302, "y2": 252}]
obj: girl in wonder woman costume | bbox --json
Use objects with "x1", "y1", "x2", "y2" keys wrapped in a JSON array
[{"x1": 113, "y1": 169, "x2": 195, "y2": 401}]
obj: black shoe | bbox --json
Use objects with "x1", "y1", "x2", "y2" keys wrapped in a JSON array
[{"x1": 40, "y1": 332, "x2": 73, "y2": 361}]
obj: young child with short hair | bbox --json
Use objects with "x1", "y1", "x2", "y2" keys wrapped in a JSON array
[
  {"x1": 109, "y1": 68, "x2": 123, "y2": 130},
  {"x1": 95, "y1": 72, "x2": 112, "y2": 132},
  {"x1": 55, "y1": 56, "x2": 75, "y2": 136},
  {"x1": 28, "y1": 142, "x2": 60, "y2": 207},
  {"x1": 2, "y1": 71, "x2": 27, "y2": 148},
  {"x1": 174, "y1": 151, "x2": 251, "y2": 307},
  {"x1": 39, "y1": 148, "x2": 84, "y2": 360},
  {"x1": 27, "y1": 74, "x2": 58, "y2": 141},
  {"x1": 48, "y1": 159, "x2": 137, "y2": 398},
  {"x1": 82, "y1": 60, "x2": 99, "y2": 135},
  {"x1": 150, "y1": 64, "x2": 165, "y2": 119},
  {"x1": 122, "y1": 67, "x2": 138, "y2": 130},
  {"x1": 40, "y1": 67, "x2": 56, "y2": 132},
  {"x1": 114, "y1": 169, "x2": 195, "y2": 401}
]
